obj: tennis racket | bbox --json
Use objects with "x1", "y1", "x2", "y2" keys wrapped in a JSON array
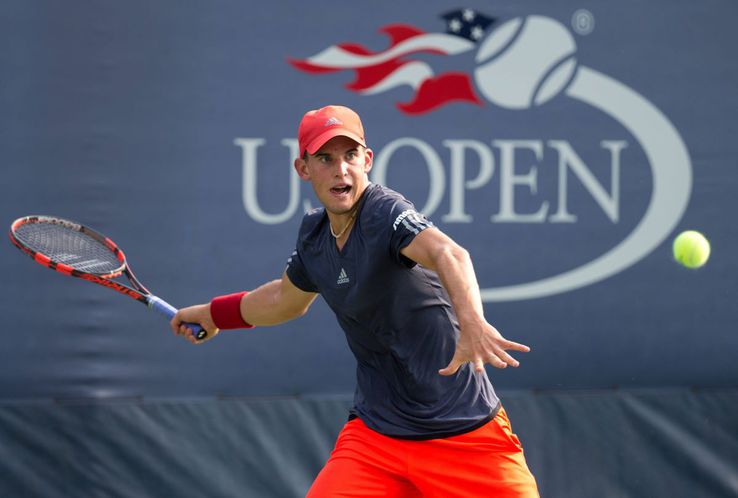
[{"x1": 9, "y1": 215, "x2": 207, "y2": 340}]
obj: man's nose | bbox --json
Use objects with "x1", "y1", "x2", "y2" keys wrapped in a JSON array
[{"x1": 335, "y1": 160, "x2": 349, "y2": 176}]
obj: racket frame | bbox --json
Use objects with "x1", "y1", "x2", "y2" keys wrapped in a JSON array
[
  {"x1": 9, "y1": 215, "x2": 206, "y2": 339},
  {"x1": 9, "y1": 215, "x2": 150, "y2": 302}
]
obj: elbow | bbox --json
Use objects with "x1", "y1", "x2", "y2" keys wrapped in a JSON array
[
  {"x1": 292, "y1": 304, "x2": 311, "y2": 319},
  {"x1": 281, "y1": 295, "x2": 313, "y2": 322},
  {"x1": 438, "y1": 242, "x2": 470, "y2": 267},
  {"x1": 455, "y1": 244, "x2": 471, "y2": 262}
]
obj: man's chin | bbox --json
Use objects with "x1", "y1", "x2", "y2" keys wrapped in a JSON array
[{"x1": 326, "y1": 205, "x2": 354, "y2": 216}]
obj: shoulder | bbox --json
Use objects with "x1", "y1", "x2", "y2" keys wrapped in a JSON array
[
  {"x1": 364, "y1": 183, "x2": 409, "y2": 205},
  {"x1": 296, "y1": 207, "x2": 327, "y2": 244},
  {"x1": 363, "y1": 183, "x2": 416, "y2": 219},
  {"x1": 361, "y1": 184, "x2": 421, "y2": 230}
]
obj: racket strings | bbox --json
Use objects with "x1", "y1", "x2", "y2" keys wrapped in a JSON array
[{"x1": 14, "y1": 222, "x2": 123, "y2": 274}]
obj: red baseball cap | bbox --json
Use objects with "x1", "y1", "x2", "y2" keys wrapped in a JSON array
[{"x1": 298, "y1": 105, "x2": 366, "y2": 157}]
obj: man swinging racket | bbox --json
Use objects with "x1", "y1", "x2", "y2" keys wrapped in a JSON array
[{"x1": 172, "y1": 105, "x2": 539, "y2": 497}]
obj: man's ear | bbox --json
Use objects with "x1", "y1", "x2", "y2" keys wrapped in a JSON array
[
  {"x1": 294, "y1": 157, "x2": 310, "y2": 180},
  {"x1": 363, "y1": 148, "x2": 373, "y2": 174}
]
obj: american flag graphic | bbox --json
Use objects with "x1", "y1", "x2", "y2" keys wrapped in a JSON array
[{"x1": 289, "y1": 9, "x2": 496, "y2": 115}]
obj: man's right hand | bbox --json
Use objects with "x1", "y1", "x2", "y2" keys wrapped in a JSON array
[{"x1": 170, "y1": 303, "x2": 219, "y2": 344}]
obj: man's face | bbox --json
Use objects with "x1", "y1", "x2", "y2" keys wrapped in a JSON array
[{"x1": 294, "y1": 135, "x2": 373, "y2": 216}]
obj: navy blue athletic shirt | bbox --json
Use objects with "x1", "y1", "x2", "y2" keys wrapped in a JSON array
[{"x1": 286, "y1": 183, "x2": 500, "y2": 439}]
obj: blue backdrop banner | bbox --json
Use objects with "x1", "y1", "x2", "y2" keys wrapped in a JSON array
[{"x1": 1, "y1": 2, "x2": 737, "y2": 496}]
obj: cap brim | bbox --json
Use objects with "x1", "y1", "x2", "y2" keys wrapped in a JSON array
[{"x1": 305, "y1": 129, "x2": 366, "y2": 155}]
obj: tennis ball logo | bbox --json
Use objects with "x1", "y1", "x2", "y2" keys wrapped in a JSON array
[{"x1": 474, "y1": 16, "x2": 578, "y2": 109}]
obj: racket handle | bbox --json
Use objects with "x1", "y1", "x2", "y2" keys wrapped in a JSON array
[{"x1": 148, "y1": 295, "x2": 208, "y2": 341}]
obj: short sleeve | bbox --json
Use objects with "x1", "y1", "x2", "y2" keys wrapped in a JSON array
[
  {"x1": 285, "y1": 247, "x2": 319, "y2": 293},
  {"x1": 388, "y1": 202, "x2": 434, "y2": 267}
]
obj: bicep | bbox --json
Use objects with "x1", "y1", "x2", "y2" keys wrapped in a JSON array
[
  {"x1": 280, "y1": 270, "x2": 318, "y2": 315},
  {"x1": 242, "y1": 272, "x2": 317, "y2": 325}
]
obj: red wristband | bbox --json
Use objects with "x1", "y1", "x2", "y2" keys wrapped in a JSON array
[{"x1": 210, "y1": 291, "x2": 254, "y2": 330}]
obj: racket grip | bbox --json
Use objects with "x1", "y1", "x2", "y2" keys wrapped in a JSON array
[{"x1": 148, "y1": 295, "x2": 208, "y2": 341}]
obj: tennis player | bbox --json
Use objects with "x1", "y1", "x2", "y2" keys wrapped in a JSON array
[{"x1": 172, "y1": 105, "x2": 539, "y2": 497}]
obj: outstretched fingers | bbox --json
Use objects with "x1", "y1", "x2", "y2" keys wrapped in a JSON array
[
  {"x1": 494, "y1": 348, "x2": 520, "y2": 368},
  {"x1": 503, "y1": 340, "x2": 531, "y2": 353},
  {"x1": 490, "y1": 340, "x2": 530, "y2": 368},
  {"x1": 438, "y1": 358, "x2": 464, "y2": 376},
  {"x1": 439, "y1": 342, "x2": 531, "y2": 375}
]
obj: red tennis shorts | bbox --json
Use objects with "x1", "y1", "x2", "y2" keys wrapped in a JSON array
[{"x1": 307, "y1": 406, "x2": 539, "y2": 497}]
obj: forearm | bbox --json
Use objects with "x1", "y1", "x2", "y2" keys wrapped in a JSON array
[
  {"x1": 433, "y1": 245, "x2": 486, "y2": 329},
  {"x1": 172, "y1": 274, "x2": 315, "y2": 342},
  {"x1": 400, "y1": 228, "x2": 486, "y2": 329}
]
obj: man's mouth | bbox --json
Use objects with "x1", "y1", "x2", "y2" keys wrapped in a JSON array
[{"x1": 330, "y1": 185, "x2": 352, "y2": 195}]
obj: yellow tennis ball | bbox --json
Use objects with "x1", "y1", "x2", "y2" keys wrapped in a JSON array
[{"x1": 673, "y1": 230, "x2": 710, "y2": 269}]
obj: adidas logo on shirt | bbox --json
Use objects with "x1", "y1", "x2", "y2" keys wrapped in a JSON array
[{"x1": 337, "y1": 268, "x2": 350, "y2": 285}]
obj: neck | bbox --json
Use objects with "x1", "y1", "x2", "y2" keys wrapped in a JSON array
[
  {"x1": 329, "y1": 206, "x2": 358, "y2": 239},
  {"x1": 328, "y1": 186, "x2": 367, "y2": 239}
]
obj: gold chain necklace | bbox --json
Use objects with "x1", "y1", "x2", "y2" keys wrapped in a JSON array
[
  {"x1": 329, "y1": 188, "x2": 368, "y2": 239},
  {"x1": 329, "y1": 210, "x2": 357, "y2": 239}
]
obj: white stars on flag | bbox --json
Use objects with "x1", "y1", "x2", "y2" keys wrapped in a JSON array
[{"x1": 442, "y1": 8, "x2": 496, "y2": 42}]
